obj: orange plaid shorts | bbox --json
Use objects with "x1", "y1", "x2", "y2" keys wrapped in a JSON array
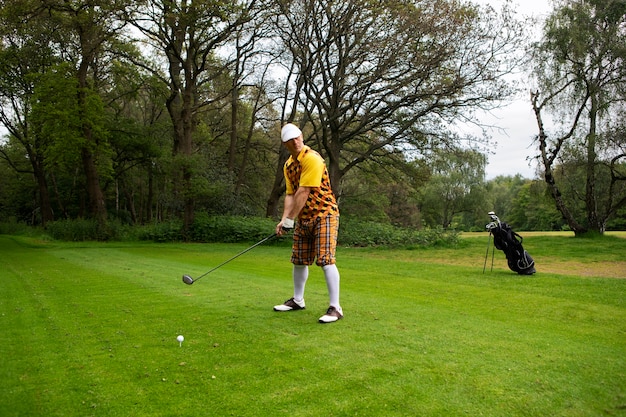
[{"x1": 291, "y1": 215, "x2": 339, "y2": 266}]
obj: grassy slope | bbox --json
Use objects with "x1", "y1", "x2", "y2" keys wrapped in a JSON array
[{"x1": 0, "y1": 234, "x2": 624, "y2": 417}]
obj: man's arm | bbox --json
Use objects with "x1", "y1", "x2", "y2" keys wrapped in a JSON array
[
  {"x1": 276, "y1": 186, "x2": 312, "y2": 235},
  {"x1": 286, "y1": 186, "x2": 311, "y2": 219}
]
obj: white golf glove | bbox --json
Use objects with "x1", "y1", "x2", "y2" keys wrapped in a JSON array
[{"x1": 282, "y1": 218, "x2": 295, "y2": 231}]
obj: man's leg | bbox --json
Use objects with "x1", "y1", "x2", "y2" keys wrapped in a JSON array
[
  {"x1": 322, "y1": 264, "x2": 340, "y2": 308},
  {"x1": 317, "y1": 215, "x2": 343, "y2": 323},
  {"x1": 274, "y1": 223, "x2": 313, "y2": 312},
  {"x1": 293, "y1": 264, "x2": 308, "y2": 302}
]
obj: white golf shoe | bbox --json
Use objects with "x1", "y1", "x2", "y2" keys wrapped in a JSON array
[
  {"x1": 273, "y1": 297, "x2": 306, "y2": 312},
  {"x1": 318, "y1": 306, "x2": 343, "y2": 323}
]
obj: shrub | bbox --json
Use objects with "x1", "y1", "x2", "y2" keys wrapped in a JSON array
[
  {"x1": 0, "y1": 220, "x2": 33, "y2": 236},
  {"x1": 136, "y1": 220, "x2": 185, "y2": 242},
  {"x1": 45, "y1": 219, "x2": 99, "y2": 241},
  {"x1": 34, "y1": 214, "x2": 459, "y2": 247},
  {"x1": 339, "y1": 218, "x2": 458, "y2": 247},
  {"x1": 189, "y1": 214, "x2": 277, "y2": 243},
  {"x1": 45, "y1": 219, "x2": 130, "y2": 241},
  {"x1": 135, "y1": 215, "x2": 279, "y2": 244}
]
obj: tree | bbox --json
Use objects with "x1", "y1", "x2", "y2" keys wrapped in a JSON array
[
  {"x1": 203, "y1": 11, "x2": 285, "y2": 213},
  {"x1": 31, "y1": 64, "x2": 112, "y2": 220},
  {"x1": 0, "y1": 3, "x2": 57, "y2": 225},
  {"x1": 128, "y1": 0, "x2": 264, "y2": 232},
  {"x1": 485, "y1": 175, "x2": 527, "y2": 221},
  {"x1": 43, "y1": 0, "x2": 136, "y2": 227},
  {"x1": 507, "y1": 179, "x2": 563, "y2": 231},
  {"x1": 104, "y1": 67, "x2": 170, "y2": 224},
  {"x1": 0, "y1": 0, "x2": 158, "y2": 227},
  {"x1": 418, "y1": 147, "x2": 486, "y2": 228},
  {"x1": 340, "y1": 151, "x2": 429, "y2": 227},
  {"x1": 530, "y1": 0, "x2": 626, "y2": 235},
  {"x1": 266, "y1": 0, "x2": 523, "y2": 216}
]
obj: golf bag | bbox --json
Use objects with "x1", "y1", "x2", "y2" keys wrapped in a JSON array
[{"x1": 486, "y1": 213, "x2": 536, "y2": 275}]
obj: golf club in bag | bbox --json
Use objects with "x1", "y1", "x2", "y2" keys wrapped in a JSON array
[
  {"x1": 484, "y1": 212, "x2": 536, "y2": 275},
  {"x1": 182, "y1": 233, "x2": 277, "y2": 285}
]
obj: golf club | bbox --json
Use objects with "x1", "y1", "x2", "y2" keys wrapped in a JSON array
[
  {"x1": 483, "y1": 211, "x2": 498, "y2": 273},
  {"x1": 488, "y1": 211, "x2": 501, "y2": 227},
  {"x1": 483, "y1": 231, "x2": 492, "y2": 273},
  {"x1": 182, "y1": 232, "x2": 277, "y2": 285}
]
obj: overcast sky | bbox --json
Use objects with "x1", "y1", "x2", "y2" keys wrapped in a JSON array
[{"x1": 468, "y1": 0, "x2": 555, "y2": 179}]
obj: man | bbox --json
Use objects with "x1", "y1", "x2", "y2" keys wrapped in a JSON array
[{"x1": 273, "y1": 123, "x2": 343, "y2": 323}]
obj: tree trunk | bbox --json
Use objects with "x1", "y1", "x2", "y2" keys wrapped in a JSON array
[
  {"x1": 49, "y1": 172, "x2": 69, "y2": 219},
  {"x1": 585, "y1": 94, "x2": 602, "y2": 233},
  {"x1": 326, "y1": 131, "x2": 343, "y2": 199},
  {"x1": 327, "y1": 156, "x2": 343, "y2": 201},
  {"x1": 164, "y1": 15, "x2": 197, "y2": 235},
  {"x1": 265, "y1": 146, "x2": 290, "y2": 218},
  {"x1": 235, "y1": 114, "x2": 255, "y2": 195},
  {"x1": 228, "y1": 58, "x2": 239, "y2": 171},
  {"x1": 81, "y1": 146, "x2": 107, "y2": 225},
  {"x1": 123, "y1": 185, "x2": 137, "y2": 224},
  {"x1": 168, "y1": 88, "x2": 195, "y2": 234},
  {"x1": 77, "y1": 69, "x2": 107, "y2": 227},
  {"x1": 531, "y1": 92, "x2": 587, "y2": 235},
  {"x1": 147, "y1": 163, "x2": 154, "y2": 223},
  {"x1": 28, "y1": 150, "x2": 54, "y2": 225}
]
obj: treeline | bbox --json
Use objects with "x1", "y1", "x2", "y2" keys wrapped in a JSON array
[
  {"x1": 0, "y1": 0, "x2": 624, "y2": 238},
  {"x1": 3, "y1": 161, "x2": 625, "y2": 236}
]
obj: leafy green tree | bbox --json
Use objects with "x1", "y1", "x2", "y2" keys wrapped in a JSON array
[
  {"x1": 1, "y1": 0, "x2": 153, "y2": 228},
  {"x1": 128, "y1": 0, "x2": 264, "y2": 232},
  {"x1": 45, "y1": 0, "x2": 135, "y2": 227},
  {"x1": 530, "y1": 0, "x2": 626, "y2": 235},
  {"x1": 0, "y1": 0, "x2": 60, "y2": 225},
  {"x1": 484, "y1": 175, "x2": 527, "y2": 221},
  {"x1": 0, "y1": 139, "x2": 38, "y2": 223},
  {"x1": 607, "y1": 204, "x2": 626, "y2": 230},
  {"x1": 29, "y1": 63, "x2": 113, "y2": 220},
  {"x1": 340, "y1": 153, "x2": 428, "y2": 227},
  {"x1": 508, "y1": 180, "x2": 563, "y2": 231},
  {"x1": 104, "y1": 67, "x2": 170, "y2": 224},
  {"x1": 418, "y1": 147, "x2": 486, "y2": 229}
]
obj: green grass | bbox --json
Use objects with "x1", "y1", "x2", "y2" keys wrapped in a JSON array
[{"x1": 1, "y1": 234, "x2": 625, "y2": 417}]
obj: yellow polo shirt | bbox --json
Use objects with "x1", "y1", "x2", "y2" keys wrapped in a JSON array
[{"x1": 284, "y1": 146, "x2": 339, "y2": 220}]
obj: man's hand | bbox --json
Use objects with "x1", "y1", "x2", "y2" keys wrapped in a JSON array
[{"x1": 276, "y1": 218, "x2": 295, "y2": 236}]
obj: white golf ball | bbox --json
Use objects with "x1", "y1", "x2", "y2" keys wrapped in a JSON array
[{"x1": 177, "y1": 335, "x2": 184, "y2": 342}]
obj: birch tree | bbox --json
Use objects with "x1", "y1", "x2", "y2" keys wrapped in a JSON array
[{"x1": 530, "y1": 0, "x2": 626, "y2": 235}]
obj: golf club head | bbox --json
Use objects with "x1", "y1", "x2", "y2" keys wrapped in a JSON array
[
  {"x1": 182, "y1": 274, "x2": 194, "y2": 285},
  {"x1": 488, "y1": 211, "x2": 499, "y2": 221}
]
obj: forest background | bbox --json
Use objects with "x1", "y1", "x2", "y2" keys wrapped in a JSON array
[{"x1": 0, "y1": 0, "x2": 625, "y2": 240}]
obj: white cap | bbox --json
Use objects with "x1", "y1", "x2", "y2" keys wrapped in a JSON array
[{"x1": 281, "y1": 123, "x2": 302, "y2": 142}]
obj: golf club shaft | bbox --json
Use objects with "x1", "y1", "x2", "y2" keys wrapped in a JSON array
[
  {"x1": 490, "y1": 241, "x2": 495, "y2": 272},
  {"x1": 194, "y1": 233, "x2": 277, "y2": 281},
  {"x1": 483, "y1": 232, "x2": 491, "y2": 273}
]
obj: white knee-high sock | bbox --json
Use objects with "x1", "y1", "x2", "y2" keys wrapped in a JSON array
[
  {"x1": 322, "y1": 264, "x2": 341, "y2": 309},
  {"x1": 293, "y1": 265, "x2": 308, "y2": 301}
]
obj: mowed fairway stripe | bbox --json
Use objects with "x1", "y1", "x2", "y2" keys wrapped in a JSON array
[
  {"x1": 0, "y1": 237, "x2": 242, "y2": 415},
  {"x1": 0, "y1": 236, "x2": 302, "y2": 414}
]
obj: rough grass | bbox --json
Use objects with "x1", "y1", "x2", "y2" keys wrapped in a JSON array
[{"x1": 0, "y1": 233, "x2": 625, "y2": 417}]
